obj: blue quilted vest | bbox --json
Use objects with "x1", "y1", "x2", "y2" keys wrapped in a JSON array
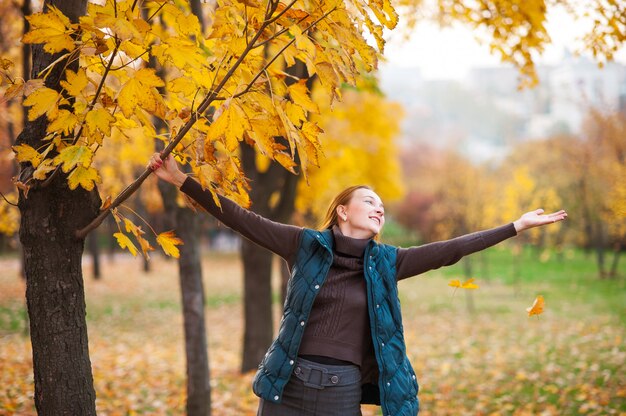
[{"x1": 252, "y1": 228, "x2": 420, "y2": 415}]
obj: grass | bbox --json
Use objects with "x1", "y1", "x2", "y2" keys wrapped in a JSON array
[{"x1": 0, "y1": 245, "x2": 624, "y2": 415}]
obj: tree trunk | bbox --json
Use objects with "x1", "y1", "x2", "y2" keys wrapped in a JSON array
[
  {"x1": 177, "y1": 204, "x2": 211, "y2": 415},
  {"x1": 17, "y1": 1, "x2": 99, "y2": 413},
  {"x1": 241, "y1": 238, "x2": 275, "y2": 371},
  {"x1": 594, "y1": 220, "x2": 607, "y2": 278},
  {"x1": 157, "y1": 178, "x2": 211, "y2": 415},
  {"x1": 609, "y1": 242, "x2": 622, "y2": 278}
]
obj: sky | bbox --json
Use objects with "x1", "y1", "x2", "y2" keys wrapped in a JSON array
[{"x1": 381, "y1": 6, "x2": 626, "y2": 81}]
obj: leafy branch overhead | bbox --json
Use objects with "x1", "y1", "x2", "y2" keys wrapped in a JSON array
[{"x1": 4, "y1": 0, "x2": 398, "y2": 256}]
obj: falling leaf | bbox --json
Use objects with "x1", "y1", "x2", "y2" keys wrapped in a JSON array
[
  {"x1": 448, "y1": 278, "x2": 479, "y2": 289},
  {"x1": 526, "y1": 295, "x2": 545, "y2": 317},
  {"x1": 156, "y1": 230, "x2": 183, "y2": 258}
]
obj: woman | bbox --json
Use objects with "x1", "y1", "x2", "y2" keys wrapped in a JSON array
[{"x1": 148, "y1": 154, "x2": 567, "y2": 416}]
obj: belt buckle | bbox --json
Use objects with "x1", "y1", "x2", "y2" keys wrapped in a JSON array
[{"x1": 303, "y1": 366, "x2": 328, "y2": 390}]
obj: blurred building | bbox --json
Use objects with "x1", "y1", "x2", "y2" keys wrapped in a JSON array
[{"x1": 380, "y1": 53, "x2": 626, "y2": 161}]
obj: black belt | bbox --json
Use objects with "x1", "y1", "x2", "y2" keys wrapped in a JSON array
[{"x1": 292, "y1": 357, "x2": 361, "y2": 390}]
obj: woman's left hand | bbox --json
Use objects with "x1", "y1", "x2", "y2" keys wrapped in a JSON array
[{"x1": 513, "y1": 209, "x2": 568, "y2": 233}]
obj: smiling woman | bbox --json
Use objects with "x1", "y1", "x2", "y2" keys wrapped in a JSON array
[{"x1": 148, "y1": 152, "x2": 567, "y2": 416}]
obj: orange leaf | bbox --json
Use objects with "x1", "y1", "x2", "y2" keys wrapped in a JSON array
[
  {"x1": 156, "y1": 230, "x2": 183, "y2": 258},
  {"x1": 526, "y1": 295, "x2": 545, "y2": 317}
]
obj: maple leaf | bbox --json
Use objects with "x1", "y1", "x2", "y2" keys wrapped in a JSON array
[
  {"x1": 47, "y1": 109, "x2": 79, "y2": 135},
  {"x1": 526, "y1": 295, "x2": 545, "y2": 317},
  {"x1": 156, "y1": 231, "x2": 184, "y2": 258},
  {"x1": 23, "y1": 87, "x2": 60, "y2": 121},
  {"x1": 3, "y1": 79, "x2": 25, "y2": 101},
  {"x1": 22, "y1": 6, "x2": 76, "y2": 53},
  {"x1": 288, "y1": 81, "x2": 319, "y2": 114},
  {"x1": 449, "y1": 278, "x2": 479, "y2": 292},
  {"x1": 33, "y1": 159, "x2": 56, "y2": 180},
  {"x1": 85, "y1": 108, "x2": 116, "y2": 136},
  {"x1": 113, "y1": 232, "x2": 138, "y2": 256},
  {"x1": 117, "y1": 68, "x2": 165, "y2": 117},
  {"x1": 67, "y1": 165, "x2": 101, "y2": 191},
  {"x1": 60, "y1": 69, "x2": 89, "y2": 97},
  {"x1": 123, "y1": 218, "x2": 144, "y2": 237},
  {"x1": 13, "y1": 144, "x2": 43, "y2": 168},
  {"x1": 55, "y1": 145, "x2": 93, "y2": 173},
  {"x1": 137, "y1": 235, "x2": 155, "y2": 259}
]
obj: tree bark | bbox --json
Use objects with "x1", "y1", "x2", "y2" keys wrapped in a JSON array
[
  {"x1": 17, "y1": 1, "x2": 99, "y2": 414},
  {"x1": 177, "y1": 202, "x2": 211, "y2": 415}
]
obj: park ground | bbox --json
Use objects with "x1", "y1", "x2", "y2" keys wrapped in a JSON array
[{"x1": 0, "y1": 245, "x2": 625, "y2": 415}]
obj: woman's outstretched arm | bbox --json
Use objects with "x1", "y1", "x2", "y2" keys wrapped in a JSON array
[
  {"x1": 149, "y1": 153, "x2": 302, "y2": 262},
  {"x1": 396, "y1": 209, "x2": 567, "y2": 280}
]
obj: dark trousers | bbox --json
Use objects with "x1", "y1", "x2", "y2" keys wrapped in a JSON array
[{"x1": 257, "y1": 357, "x2": 362, "y2": 416}]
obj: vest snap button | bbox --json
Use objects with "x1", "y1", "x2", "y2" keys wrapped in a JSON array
[
  {"x1": 274, "y1": 395, "x2": 279, "y2": 401},
  {"x1": 300, "y1": 321, "x2": 305, "y2": 326},
  {"x1": 330, "y1": 375, "x2": 339, "y2": 384},
  {"x1": 381, "y1": 342, "x2": 385, "y2": 347},
  {"x1": 289, "y1": 360, "x2": 294, "y2": 365},
  {"x1": 387, "y1": 382, "x2": 391, "y2": 386},
  {"x1": 314, "y1": 284, "x2": 319, "y2": 289}
]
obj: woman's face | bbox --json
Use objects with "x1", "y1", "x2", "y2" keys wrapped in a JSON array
[{"x1": 337, "y1": 188, "x2": 385, "y2": 239}]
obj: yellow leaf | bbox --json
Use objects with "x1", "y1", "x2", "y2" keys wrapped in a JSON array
[
  {"x1": 137, "y1": 235, "x2": 155, "y2": 259},
  {"x1": 23, "y1": 7, "x2": 75, "y2": 53},
  {"x1": 3, "y1": 79, "x2": 25, "y2": 101},
  {"x1": 123, "y1": 218, "x2": 144, "y2": 237},
  {"x1": 85, "y1": 108, "x2": 115, "y2": 136},
  {"x1": 13, "y1": 144, "x2": 43, "y2": 168},
  {"x1": 117, "y1": 68, "x2": 165, "y2": 117},
  {"x1": 156, "y1": 230, "x2": 183, "y2": 258},
  {"x1": 448, "y1": 278, "x2": 479, "y2": 289},
  {"x1": 0, "y1": 58, "x2": 13, "y2": 70},
  {"x1": 461, "y1": 278, "x2": 479, "y2": 289},
  {"x1": 288, "y1": 81, "x2": 319, "y2": 113},
  {"x1": 60, "y1": 69, "x2": 88, "y2": 97},
  {"x1": 23, "y1": 87, "x2": 59, "y2": 121},
  {"x1": 67, "y1": 165, "x2": 101, "y2": 191},
  {"x1": 33, "y1": 159, "x2": 56, "y2": 180},
  {"x1": 168, "y1": 76, "x2": 197, "y2": 96},
  {"x1": 55, "y1": 145, "x2": 93, "y2": 173},
  {"x1": 113, "y1": 232, "x2": 138, "y2": 256},
  {"x1": 176, "y1": 13, "x2": 201, "y2": 37},
  {"x1": 135, "y1": 67, "x2": 165, "y2": 88},
  {"x1": 526, "y1": 295, "x2": 545, "y2": 317},
  {"x1": 47, "y1": 109, "x2": 79, "y2": 135}
]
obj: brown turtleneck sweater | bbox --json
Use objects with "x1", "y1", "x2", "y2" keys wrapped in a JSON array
[{"x1": 180, "y1": 177, "x2": 517, "y2": 367}]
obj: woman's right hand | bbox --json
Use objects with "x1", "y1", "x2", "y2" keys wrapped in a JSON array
[{"x1": 148, "y1": 153, "x2": 187, "y2": 188}]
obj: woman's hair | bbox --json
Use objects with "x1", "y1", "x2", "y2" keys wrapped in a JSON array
[{"x1": 319, "y1": 185, "x2": 380, "y2": 240}]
